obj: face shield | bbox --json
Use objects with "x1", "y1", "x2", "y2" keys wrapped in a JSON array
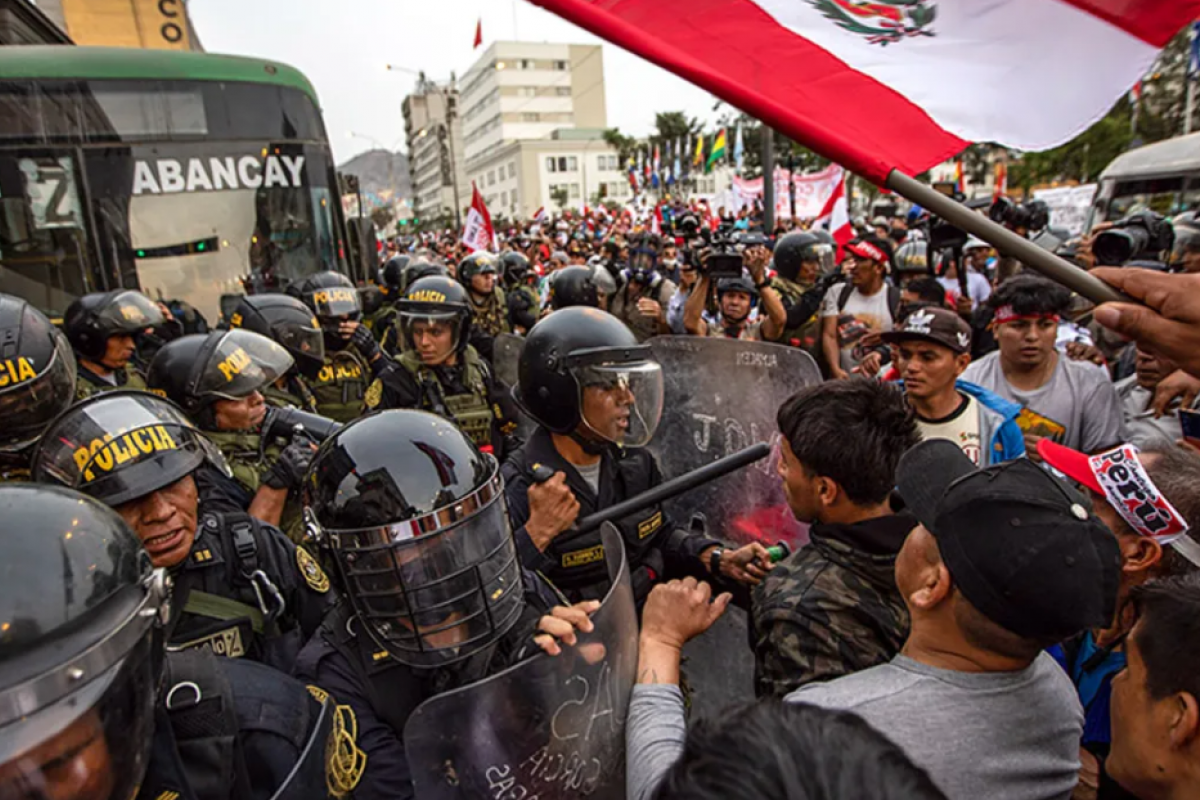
[
  {"x1": 32, "y1": 392, "x2": 227, "y2": 507},
  {"x1": 192, "y1": 330, "x2": 294, "y2": 401},
  {"x1": 94, "y1": 291, "x2": 165, "y2": 336},
  {"x1": 808, "y1": 243, "x2": 836, "y2": 276},
  {"x1": 399, "y1": 310, "x2": 463, "y2": 364},
  {"x1": 0, "y1": 332, "x2": 76, "y2": 454},
  {"x1": 307, "y1": 287, "x2": 361, "y2": 320},
  {"x1": 0, "y1": 573, "x2": 168, "y2": 800},
  {"x1": 274, "y1": 317, "x2": 326, "y2": 380},
  {"x1": 572, "y1": 353, "x2": 664, "y2": 448},
  {"x1": 318, "y1": 461, "x2": 523, "y2": 669}
]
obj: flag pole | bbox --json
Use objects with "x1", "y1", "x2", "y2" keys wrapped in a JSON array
[
  {"x1": 884, "y1": 170, "x2": 1128, "y2": 305},
  {"x1": 762, "y1": 128, "x2": 776, "y2": 232}
]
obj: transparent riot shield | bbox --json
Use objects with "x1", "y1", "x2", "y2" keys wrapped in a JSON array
[
  {"x1": 404, "y1": 524, "x2": 637, "y2": 800},
  {"x1": 647, "y1": 336, "x2": 823, "y2": 551},
  {"x1": 493, "y1": 332, "x2": 537, "y2": 441}
]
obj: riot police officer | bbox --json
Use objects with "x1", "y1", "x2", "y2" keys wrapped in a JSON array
[
  {"x1": 0, "y1": 294, "x2": 78, "y2": 482},
  {"x1": 547, "y1": 264, "x2": 601, "y2": 310},
  {"x1": 769, "y1": 231, "x2": 835, "y2": 352},
  {"x1": 364, "y1": 275, "x2": 521, "y2": 458},
  {"x1": 505, "y1": 307, "x2": 769, "y2": 604},
  {"x1": 0, "y1": 482, "x2": 340, "y2": 800},
  {"x1": 501, "y1": 251, "x2": 541, "y2": 332},
  {"x1": 31, "y1": 390, "x2": 335, "y2": 672},
  {"x1": 145, "y1": 328, "x2": 318, "y2": 543},
  {"x1": 294, "y1": 409, "x2": 598, "y2": 800},
  {"x1": 229, "y1": 293, "x2": 326, "y2": 413},
  {"x1": 290, "y1": 271, "x2": 378, "y2": 422},
  {"x1": 364, "y1": 254, "x2": 410, "y2": 334},
  {"x1": 64, "y1": 289, "x2": 164, "y2": 399},
  {"x1": 458, "y1": 252, "x2": 511, "y2": 357}
]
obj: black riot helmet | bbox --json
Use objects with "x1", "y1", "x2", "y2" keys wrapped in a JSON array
[
  {"x1": 548, "y1": 265, "x2": 600, "y2": 310},
  {"x1": 0, "y1": 484, "x2": 169, "y2": 798},
  {"x1": 64, "y1": 290, "x2": 165, "y2": 362},
  {"x1": 303, "y1": 410, "x2": 523, "y2": 668},
  {"x1": 290, "y1": 270, "x2": 362, "y2": 323},
  {"x1": 228, "y1": 294, "x2": 326, "y2": 380},
  {"x1": 515, "y1": 307, "x2": 664, "y2": 447},
  {"x1": 401, "y1": 260, "x2": 449, "y2": 293},
  {"x1": 32, "y1": 390, "x2": 227, "y2": 507},
  {"x1": 458, "y1": 252, "x2": 500, "y2": 293},
  {"x1": 772, "y1": 232, "x2": 833, "y2": 283},
  {"x1": 0, "y1": 293, "x2": 78, "y2": 454},
  {"x1": 146, "y1": 329, "x2": 294, "y2": 427},
  {"x1": 396, "y1": 276, "x2": 474, "y2": 362},
  {"x1": 379, "y1": 254, "x2": 411, "y2": 294},
  {"x1": 499, "y1": 252, "x2": 532, "y2": 288},
  {"x1": 893, "y1": 240, "x2": 931, "y2": 278}
]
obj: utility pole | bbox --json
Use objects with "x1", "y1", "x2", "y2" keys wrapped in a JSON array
[
  {"x1": 762, "y1": 127, "x2": 775, "y2": 232},
  {"x1": 443, "y1": 80, "x2": 462, "y2": 230}
]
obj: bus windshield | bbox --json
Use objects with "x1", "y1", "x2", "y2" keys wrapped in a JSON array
[{"x1": 0, "y1": 76, "x2": 345, "y2": 324}]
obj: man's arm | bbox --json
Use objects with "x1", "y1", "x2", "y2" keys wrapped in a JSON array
[
  {"x1": 248, "y1": 486, "x2": 287, "y2": 527},
  {"x1": 683, "y1": 275, "x2": 711, "y2": 336},
  {"x1": 759, "y1": 284, "x2": 787, "y2": 342},
  {"x1": 821, "y1": 314, "x2": 847, "y2": 380}
]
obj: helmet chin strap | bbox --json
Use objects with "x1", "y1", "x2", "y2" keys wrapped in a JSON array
[{"x1": 570, "y1": 426, "x2": 611, "y2": 456}]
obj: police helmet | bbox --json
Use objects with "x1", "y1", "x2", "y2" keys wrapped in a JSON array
[
  {"x1": 548, "y1": 266, "x2": 600, "y2": 310},
  {"x1": 515, "y1": 307, "x2": 664, "y2": 448},
  {"x1": 1172, "y1": 220, "x2": 1200, "y2": 269},
  {"x1": 396, "y1": 276, "x2": 473, "y2": 362},
  {"x1": 0, "y1": 484, "x2": 169, "y2": 798},
  {"x1": 290, "y1": 271, "x2": 362, "y2": 323},
  {"x1": 893, "y1": 240, "x2": 930, "y2": 276},
  {"x1": 591, "y1": 263, "x2": 618, "y2": 302},
  {"x1": 458, "y1": 252, "x2": 500, "y2": 290},
  {"x1": 0, "y1": 294, "x2": 77, "y2": 453},
  {"x1": 499, "y1": 252, "x2": 532, "y2": 287},
  {"x1": 64, "y1": 290, "x2": 165, "y2": 362},
  {"x1": 380, "y1": 255, "x2": 411, "y2": 294},
  {"x1": 228, "y1": 294, "x2": 326, "y2": 380},
  {"x1": 772, "y1": 232, "x2": 833, "y2": 282},
  {"x1": 401, "y1": 260, "x2": 450, "y2": 293},
  {"x1": 146, "y1": 329, "x2": 293, "y2": 425},
  {"x1": 32, "y1": 390, "x2": 227, "y2": 508},
  {"x1": 304, "y1": 410, "x2": 523, "y2": 668}
]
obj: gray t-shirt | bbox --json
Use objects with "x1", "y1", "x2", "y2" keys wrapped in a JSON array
[
  {"x1": 1115, "y1": 375, "x2": 1189, "y2": 450},
  {"x1": 787, "y1": 653, "x2": 1083, "y2": 800},
  {"x1": 574, "y1": 460, "x2": 601, "y2": 494},
  {"x1": 962, "y1": 352, "x2": 1126, "y2": 453}
]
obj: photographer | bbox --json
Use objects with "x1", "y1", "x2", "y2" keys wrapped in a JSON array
[
  {"x1": 989, "y1": 196, "x2": 1051, "y2": 284},
  {"x1": 683, "y1": 244, "x2": 785, "y2": 340},
  {"x1": 1092, "y1": 210, "x2": 1175, "y2": 270}
]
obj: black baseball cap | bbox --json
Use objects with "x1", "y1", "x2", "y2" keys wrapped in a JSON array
[
  {"x1": 897, "y1": 440, "x2": 1120, "y2": 640},
  {"x1": 880, "y1": 306, "x2": 972, "y2": 354}
]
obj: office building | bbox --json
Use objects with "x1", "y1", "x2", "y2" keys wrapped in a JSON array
[{"x1": 402, "y1": 76, "x2": 470, "y2": 226}]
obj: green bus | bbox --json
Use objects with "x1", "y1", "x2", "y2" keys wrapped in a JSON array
[{"x1": 0, "y1": 46, "x2": 350, "y2": 324}]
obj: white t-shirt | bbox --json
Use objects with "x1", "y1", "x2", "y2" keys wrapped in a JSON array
[
  {"x1": 820, "y1": 283, "x2": 895, "y2": 372},
  {"x1": 918, "y1": 393, "x2": 983, "y2": 465},
  {"x1": 937, "y1": 270, "x2": 992, "y2": 310}
]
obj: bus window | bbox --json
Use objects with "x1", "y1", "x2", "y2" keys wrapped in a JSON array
[{"x1": 0, "y1": 151, "x2": 92, "y2": 316}]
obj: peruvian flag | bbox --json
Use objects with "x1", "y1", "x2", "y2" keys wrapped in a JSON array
[
  {"x1": 529, "y1": 0, "x2": 1200, "y2": 183},
  {"x1": 532, "y1": 206, "x2": 548, "y2": 224},
  {"x1": 814, "y1": 170, "x2": 853, "y2": 254},
  {"x1": 461, "y1": 183, "x2": 495, "y2": 252}
]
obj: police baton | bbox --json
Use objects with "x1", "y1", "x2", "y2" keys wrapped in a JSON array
[{"x1": 533, "y1": 442, "x2": 771, "y2": 537}]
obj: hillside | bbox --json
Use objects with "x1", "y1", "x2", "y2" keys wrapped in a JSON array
[{"x1": 337, "y1": 148, "x2": 411, "y2": 201}]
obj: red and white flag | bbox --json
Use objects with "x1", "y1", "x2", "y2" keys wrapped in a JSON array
[
  {"x1": 473, "y1": 18, "x2": 483, "y2": 49},
  {"x1": 530, "y1": 0, "x2": 1200, "y2": 183},
  {"x1": 532, "y1": 206, "x2": 548, "y2": 224},
  {"x1": 814, "y1": 169, "x2": 853, "y2": 254},
  {"x1": 461, "y1": 183, "x2": 495, "y2": 253}
]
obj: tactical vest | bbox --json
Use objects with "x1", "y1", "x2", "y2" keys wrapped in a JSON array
[
  {"x1": 397, "y1": 348, "x2": 494, "y2": 448},
  {"x1": 262, "y1": 376, "x2": 319, "y2": 414},
  {"x1": 75, "y1": 362, "x2": 148, "y2": 401},
  {"x1": 517, "y1": 283, "x2": 540, "y2": 309},
  {"x1": 772, "y1": 276, "x2": 821, "y2": 351},
  {"x1": 470, "y1": 286, "x2": 512, "y2": 338},
  {"x1": 309, "y1": 349, "x2": 368, "y2": 423},
  {"x1": 363, "y1": 304, "x2": 398, "y2": 337},
  {"x1": 205, "y1": 430, "x2": 305, "y2": 544}
]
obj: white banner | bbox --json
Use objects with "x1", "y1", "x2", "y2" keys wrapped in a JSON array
[
  {"x1": 720, "y1": 165, "x2": 844, "y2": 221},
  {"x1": 1033, "y1": 184, "x2": 1097, "y2": 236}
]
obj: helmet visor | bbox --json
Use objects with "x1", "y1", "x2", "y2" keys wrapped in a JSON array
[
  {"x1": 33, "y1": 392, "x2": 226, "y2": 506},
  {"x1": 0, "y1": 333, "x2": 76, "y2": 453},
  {"x1": 194, "y1": 330, "x2": 294, "y2": 400},
  {"x1": 94, "y1": 291, "x2": 164, "y2": 335},
  {"x1": 809, "y1": 243, "x2": 836, "y2": 275},
  {"x1": 274, "y1": 317, "x2": 326, "y2": 368},
  {"x1": 399, "y1": 311, "x2": 462, "y2": 363},
  {"x1": 307, "y1": 286, "x2": 361, "y2": 319},
  {"x1": 326, "y1": 468, "x2": 523, "y2": 668},
  {"x1": 575, "y1": 361, "x2": 664, "y2": 448}
]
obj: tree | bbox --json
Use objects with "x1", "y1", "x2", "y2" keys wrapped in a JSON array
[
  {"x1": 603, "y1": 128, "x2": 638, "y2": 165},
  {"x1": 550, "y1": 185, "x2": 570, "y2": 211}
]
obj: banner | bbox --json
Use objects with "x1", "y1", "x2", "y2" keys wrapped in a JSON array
[
  {"x1": 714, "y1": 164, "x2": 843, "y2": 221},
  {"x1": 1033, "y1": 184, "x2": 1098, "y2": 237},
  {"x1": 461, "y1": 183, "x2": 496, "y2": 252}
]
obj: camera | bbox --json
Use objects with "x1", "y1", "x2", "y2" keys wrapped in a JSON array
[
  {"x1": 698, "y1": 231, "x2": 745, "y2": 280},
  {"x1": 989, "y1": 196, "x2": 1050, "y2": 233},
  {"x1": 675, "y1": 213, "x2": 701, "y2": 238},
  {"x1": 1093, "y1": 211, "x2": 1175, "y2": 267},
  {"x1": 262, "y1": 407, "x2": 343, "y2": 446}
]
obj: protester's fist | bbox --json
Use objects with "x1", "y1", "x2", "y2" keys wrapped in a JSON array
[
  {"x1": 640, "y1": 577, "x2": 731, "y2": 651},
  {"x1": 637, "y1": 297, "x2": 663, "y2": 322},
  {"x1": 526, "y1": 472, "x2": 580, "y2": 549}
]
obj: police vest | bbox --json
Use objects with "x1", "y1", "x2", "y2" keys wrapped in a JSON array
[
  {"x1": 262, "y1": 376, "x2": 320, "y2": 414},
  {"x1": 363, "y1": 303, "x2": 398, "y2": 338},
  {"x1": 771, "y1": 276, "x2": 821, "y2": 351},
  {"x1": 309, "y1": 349, "x2": 368, "y2": 423},
  {"x1": 204, "y1": 431, "x2": 305, "y2": 545},
  {"x1": 397, "y1": 348, "x2": 494, "y2": 448},
  {"x1": 470, "y1": 286, "x2": 512, "y2": 338},
  {"x1": 75, "y1": 362, "x2": 148, "y2": 401}
]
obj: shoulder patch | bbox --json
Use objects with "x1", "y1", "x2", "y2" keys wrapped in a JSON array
[
  {"x1": 297, "y1": 547, "x2": 331, "y2": 593},
  {"x1": 637, "y1": 510, "x2": 664, "y2": 539},
  {"x1": 364, "y1": 378, "x2": 383, "y2": 409},
  {"x1": 327, "y1": 704, "x2": 367, "y2": 796},
  {"x1": 562, "y1": 544, "x2": 605, "y2": 568}
]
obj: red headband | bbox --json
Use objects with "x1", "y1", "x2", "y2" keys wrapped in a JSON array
[
  {"x1": 992, "y1": 304, "x2": 1060, "y2": 326},
  {"x1": 846, "y1": 241, "x2": 885, "y2": 263}
]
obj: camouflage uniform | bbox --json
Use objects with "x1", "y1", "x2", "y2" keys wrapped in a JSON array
[
  {"x1": 469, "y1": 286, "x2": 512, "y2": 338},
  {"x1": 750, "y1": 514, "x2": 916, "y2": 698}
]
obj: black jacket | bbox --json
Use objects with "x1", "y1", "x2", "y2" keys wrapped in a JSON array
[{"x1": 502, "y1": 427, "x2": 722, "y2": 603}]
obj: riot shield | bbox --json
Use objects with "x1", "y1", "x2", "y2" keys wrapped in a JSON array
[
  {"x1": 647, "y1": 336, "x2": 823, "y2": 551},
  {"x1": 404, "y1": 524, "x2": 637, "y2": 800},
  {"x1": 493, "y1": 332, "x2": 537, "y2": 441}
]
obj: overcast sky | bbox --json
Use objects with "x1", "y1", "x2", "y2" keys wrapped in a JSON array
[{"x1": 188, "y1": 0, "x2": 723, "y2": 165}]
